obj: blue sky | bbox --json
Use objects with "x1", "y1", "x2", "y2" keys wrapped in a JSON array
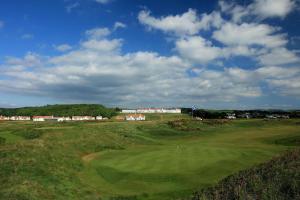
[{"x1": 0, "y1": 0, "x2": 300, "y2": 109}]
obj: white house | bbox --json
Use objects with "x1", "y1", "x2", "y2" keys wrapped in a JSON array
[
  {"x1": 136, "y1": 108, "x2": 181, "y2": 113},
  {"x1": 122, "y1": 108, "x2": 181, "y2": 114},
  {"x1": 163, "y1": 108, "x2": 181, "y2": 113},
  {"x1": 32, "y1": 116, "x2": 54, "y2": 122},
  {"x1": 9, "y1": 116, "x2": 31, "y2": 121},
  {"x1": 0, "y1": 116, "x2": 10, "y2": 120},
  {"x1": 57, "y1": 117, "x2": 72, "y2": 122},
  {"x1": 121, "y1": 109, "x2": 137, "y2": 113},
  {"x1": 226, "y1": 113, "x2": 236, "y2": 119},
  {"x1": 96, "y1": 116, "x2": 103, "y2": 120},
  {"x1": 125, "y1": 114, "x2": 145, "y2": 121},
  {"x1": 72, "y1": 116, "x2": 95, "y2": 121}
]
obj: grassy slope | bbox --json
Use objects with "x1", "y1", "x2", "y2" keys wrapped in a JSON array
[
  {"x1": 0, "y1": 116, "x2": 299, "y2": 200},
  {"x1": 189, "y1": 148, "x2": 300, "y2": 200}
]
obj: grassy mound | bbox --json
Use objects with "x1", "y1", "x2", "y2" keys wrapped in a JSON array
[{"x1": 190, "y1": 149, "x2": 300, "y2": 200}]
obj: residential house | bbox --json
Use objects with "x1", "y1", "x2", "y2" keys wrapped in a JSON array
[
  {"x1": 226, "y1": 113, "x2": 236, "y2": 119},
  {"x1": 121, "y1": 109, "x2": 137, "y2": 113},
  {"x1": 32, "y1": 116, "x2": 54, "y2": 122},
  {"x1": 125, "y1": 114, "x2": 145, "y2": 121},
  {"x1": 72, "y1": 116, "x2": 95, "y2": 121},
  {"x1": 136, "y1": 108, "x2": 181, "y2": 113},
  {"x1": 0, "y1": 116, "x2": 10, "y2": 120},
  {"x1": 122, "y1": 108, "x2": 181, "y2": 114},
  {"x1": 10, "y1": 116, "x2": 31, "y2": 121},
  {"x1": 266, "y1": 115, "x2": 277, "y2": 119},
  {"x1": 237, "y1": 113, "x2": 251, "y2": 119},
  {"x1": 57, "y1": 117, "x2": 71, "y2": 122},
  {"x1": 96, "y1": 116, "x2": 103, "y2": 120}
]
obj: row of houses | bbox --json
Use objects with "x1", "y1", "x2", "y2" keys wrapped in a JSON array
[
  {"x1": 115, "y1": 114, "x2": 146, "y2": 121},
  {"x1": 0, "y1": 115, "x2": 105, "y2": 122},
  {"x1": 122, "y1": 108, "x2": 181, "y2": 114},
  {"x1": 0, "y1": 116, "x2": 31, "y2": 121},
  {"x1": 0, "y1": 114, "x2": 146, "y2": 122},
  {"x1": 265, "y1": 114, "x2": 289, "y2": 119},
  {"x1": 125, "y1": 114, "x2": 145, "y2": 121},
  {"x1": 225, "y1": 113, "x2": 290, "y2": 120}
]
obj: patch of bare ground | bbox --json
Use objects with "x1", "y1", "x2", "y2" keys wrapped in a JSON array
[{"x1": 81, "y1": 152, "x2": 99, "y2": 163}]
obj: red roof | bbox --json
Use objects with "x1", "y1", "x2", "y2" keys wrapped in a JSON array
[{"x1": 32, "y1": 116, "x2": 53, "y2": 119}]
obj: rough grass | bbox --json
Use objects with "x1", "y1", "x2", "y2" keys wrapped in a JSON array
[
  {"x1": 189, "y1": 148, "x2": 300, "y2": 200},
  {"x1": 0, "y1": 116, "x2": 299, "y2": 200}
]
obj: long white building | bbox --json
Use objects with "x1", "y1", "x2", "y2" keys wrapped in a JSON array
[
  {"x1": 72, "y1": 116, "x2": 95, "y2": 121},
  {"x1": 125, "y1": 114, "x2": 145, "y2": 121},
  {"x1": 32, "y1": 116, "x2": 54, "y2": 122},
  {"x1": 10, "y1": 116, "x2": 31, "y2": 121},
  {"x1": 0, "y1": 116, "x2": 10, "y2": 120},
  {"x1": 122, "y1": 108, "x2": 181, "y2": 114}
]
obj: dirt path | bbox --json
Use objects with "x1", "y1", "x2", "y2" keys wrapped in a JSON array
[{"x1": 81, "y1": 152, "x2": 99, "y2": 163}]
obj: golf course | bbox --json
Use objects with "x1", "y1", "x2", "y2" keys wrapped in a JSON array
[{"x1": 0, "y1": 114, "x2": 299, "y2": 200}]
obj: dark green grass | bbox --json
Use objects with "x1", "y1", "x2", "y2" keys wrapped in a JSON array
[
  {"x1": 0, "y1": 116, "x2": 299, "y2": 200},
  {"x1": 190, "y1": 148, "x2": 300, "y2": 200}
]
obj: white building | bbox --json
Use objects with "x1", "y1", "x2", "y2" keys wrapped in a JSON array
[
  {"x1": 0, "y1": 116, "x2": 10, "y2": 120},
  {"x1": 32, "y1": 116, "x2": 54, "y2": 122},
  {"x1": 226, "y1": 113, "x2": 236, "y2": 119},
  {"x1": 121, "y1": 110, "x2": 137, "y2": 113},
  {"x1": 125, "y1": 114, "x2": 145, "y2": 121},
  {"x1": 9, "y1": 116, "x2": 31, "y2": 121},
  {"x1": 57, "y1": 117, "x2": 71, "y2": 122},
  {"x1": 122, "y1": 108, "x2": 181, "y2": 114},
  {"x1": 72, "y1": 116, "x2": 95, "y2": 121},
  {"x1": 96, "y1": 116, "x2": 103, "y2": 120},
  {"x1": 137, "y1": 108, "x2": 181, "y2": 113}
]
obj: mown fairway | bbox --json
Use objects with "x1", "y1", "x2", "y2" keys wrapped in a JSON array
[{"x1": 0, "y1": 115, "x2": 299, "y2": 200}]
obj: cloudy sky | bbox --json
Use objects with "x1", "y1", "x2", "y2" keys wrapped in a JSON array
[{"x1": 0, "y1": 0, "x2": 300, "y2": 109}]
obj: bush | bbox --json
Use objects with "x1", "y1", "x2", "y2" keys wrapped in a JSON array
[
  {"x1": 13, "y1": 129, "x2": 43, "y2": 140},
  {"x1": 0, "y1": 137, "x2": 5, "y2": 144}
]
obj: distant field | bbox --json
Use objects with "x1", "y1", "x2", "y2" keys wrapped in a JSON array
[{"x1": 0, "y1": 115, "x2": 299, "y2": 200}]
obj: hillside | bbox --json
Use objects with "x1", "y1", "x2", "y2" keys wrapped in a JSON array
[
  {"x1": 0, "y1": 104, "x2": 117, "y2": 118},
  {"x1": 190, "y1": 149, "x2": 300, "y2": 200},
  {"x1": 0, "y1": 117, "x2": 299, "y2": 200}
]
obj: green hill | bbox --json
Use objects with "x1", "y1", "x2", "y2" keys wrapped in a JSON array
[{"x1": 0, "y1": 104, "x2": 117, "y2": 118}]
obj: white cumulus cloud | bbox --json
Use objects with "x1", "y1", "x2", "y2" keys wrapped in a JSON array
[
  {"x1": 213, "y1": 22, "x2": 287, "y2": 48},
  {"x1": 138, "y1": 9, "x2": 223, "y2": 36}
]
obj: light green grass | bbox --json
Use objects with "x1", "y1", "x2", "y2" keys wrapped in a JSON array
[
  {"x1": 0, "y1": 116, "x2": 299, "y2": 200},
  {"x1": 0, "y1": 131, "x2": 24, "y2": 143}
]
